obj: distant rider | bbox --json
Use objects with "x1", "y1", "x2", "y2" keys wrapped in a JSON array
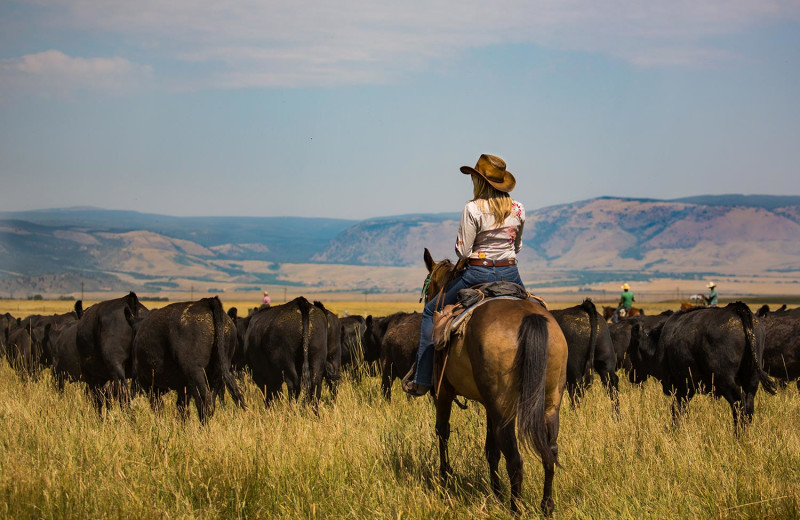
[
  {"x1": 613, "y1": 283, "x2": 635, "y2": 323},
  {"x1": 705, "y1": 282, "x2": 718, "y2": 307},
  {"x1": 262, "y1": 291, "x2": 271, "y2": 308}
]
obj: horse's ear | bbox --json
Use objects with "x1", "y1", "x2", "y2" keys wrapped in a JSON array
[{"x1": 423, "y1": 248, "x2": 434, "y2": 273}]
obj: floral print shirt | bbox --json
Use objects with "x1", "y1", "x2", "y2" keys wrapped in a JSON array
[{"x1": 455, "y1": 199, "x2": 525, "y2": 261}]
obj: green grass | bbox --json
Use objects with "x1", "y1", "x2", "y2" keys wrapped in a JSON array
[{"x1": 0, "y1": 362, "x2": 798, "y2": 519}]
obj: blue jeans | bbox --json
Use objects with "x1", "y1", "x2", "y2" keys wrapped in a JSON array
[{"x1": 413, "y1": 264, "x2": 525, "y2": 386}]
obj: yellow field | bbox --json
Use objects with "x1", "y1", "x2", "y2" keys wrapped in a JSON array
[
  {"x1": 0, "y1": 298, "x2": 784, "y2": 320},
  {"x1": 1, "y1": 298, "x2": 798, "y2": 518},
  {"x1": 1, "y1": 360, "x2": 798, "y2": 519}
]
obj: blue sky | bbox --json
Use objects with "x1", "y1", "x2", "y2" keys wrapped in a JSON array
[{"x1": 1, "y1": 1, "x2": 799, "y2": 219}]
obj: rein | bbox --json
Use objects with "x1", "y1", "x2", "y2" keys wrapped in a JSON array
[{"x1": 423, "y1": 259, "x2": 467, "y2": 400}]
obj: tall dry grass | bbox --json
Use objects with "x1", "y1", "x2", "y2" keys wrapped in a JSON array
[{"x1": 1, "y1": 357, "x2": 798, "y2": 519}]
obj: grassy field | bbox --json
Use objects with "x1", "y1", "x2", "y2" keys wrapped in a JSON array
[
  {"x1": 1, "y1": 299, "x2": 798, "y2": 519},
  {"x1": 0, "y1": 297, "x2": 738, "y2": 320}
]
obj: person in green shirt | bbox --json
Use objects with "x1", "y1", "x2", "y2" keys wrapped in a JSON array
[
  {"x1": 705, "y1": 281, "x2": 718, "y2": 307},
  {"x1": 613, "y1": 283, "x2": 635, "y2": 322}
]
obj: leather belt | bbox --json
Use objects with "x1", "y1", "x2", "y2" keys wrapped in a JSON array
[{"x1": 468, "y1": 258, "x2": 516, "y2": 267}]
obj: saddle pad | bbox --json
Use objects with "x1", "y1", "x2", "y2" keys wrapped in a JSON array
[{"x1": 433, "y1": 295, "x2": 543, "y2": 351}]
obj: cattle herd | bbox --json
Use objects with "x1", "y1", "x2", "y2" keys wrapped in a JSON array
[
  {"x1": 2, "y1": 291, "x2": 799, "y2": 514},
  {"x1": 1, "y1": 293, "x2": 797, "y2": 430}
]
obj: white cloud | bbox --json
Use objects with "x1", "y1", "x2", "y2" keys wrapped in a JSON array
[
  {"x1": 1, "y1": 50, "x2": 153, "y2": 96},
  {"x1": 7, "y1": 0, "x2": 800, "y2": 89}
]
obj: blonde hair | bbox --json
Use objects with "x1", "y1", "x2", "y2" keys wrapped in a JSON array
[{"x1": 472, "y1": 174, "x2": 513, "y2": 225}]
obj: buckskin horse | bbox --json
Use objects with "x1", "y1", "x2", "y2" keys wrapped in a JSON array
[{"x1": 421, "y1": 249, "x2": 568, "y2": 516}]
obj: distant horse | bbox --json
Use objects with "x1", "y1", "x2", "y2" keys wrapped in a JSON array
[
  {"x1": 602, "y1": 305, "x2": 644, "y2": 322},
  {"x1": 421, "y1": 248, "x2": 568, "y2": 516}
]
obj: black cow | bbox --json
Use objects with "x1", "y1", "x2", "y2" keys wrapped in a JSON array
[
  {"x1": 76, "y1": 292, "x2": 148, "y2": 411},
  {"x1": 12, "y1": 302, "x2": 83, "y2": 372},
  {"x1": 42, "y1": 321, "x2": 81, "y2": 391},
  {"x1": 340, "y1": 315, "x2": 368, "y2": 372},
  {"x1": 314, "y1": 301, "x2": 342, "y2": 400},
  {"x1": 363, "y1": 311, "x2": 421, "y2": 400},
  {"x1": 758, "y1": 308, "x2": 800, "y2": 391},
  {"x1": 1, "y1": 312, "x2": 17, "y2": 358},
  {"x1": 6, "y1": 302, "x2": 82, "y2": 379},
  {"x1": 552, "y1": 300, "x2": 600, "y2": 405},
  {"x1": 226, "y1": 307, "x2": 251, "y2": 372},
  {"x1": 627, "y1": 302, "x2": 777, "y2": 430},
  {"x1": 608, "y1": 310, "x2": 674, "y2": 372},
  {"x1": 756, "y1": 304, "x2": 789, "y2": 317},
  {"x1": 5, "y1": 326, "x2": 39, "y2": 379},
  {"x1": 127, "y1": 296, "x2": 245, "y2": 423},
  {"x1": 245, "y1": 296, "x2": 328, "y2": 408}
]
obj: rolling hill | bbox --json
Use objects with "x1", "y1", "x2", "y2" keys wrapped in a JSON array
[{"x1": 2, "y1": 195, "x2": 799, "y2": 296}]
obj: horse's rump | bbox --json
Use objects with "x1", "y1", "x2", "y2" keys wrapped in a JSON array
[{"x1": 438, "y1": 298, "x2": 564, "y2": 412}]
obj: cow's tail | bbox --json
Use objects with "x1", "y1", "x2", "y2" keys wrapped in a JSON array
[
  {"x1": 297, "y1": 297, "x2": 313, "y2": 388},
  {"x1": 580, "y1": 298, "x2": 598, "y2": 384},
  {"x1": 122, "y1": 295, "x2": 144, "y2": 397},
  {"x1": 514, "y1": 313, "x2": 559, "y2": 468},
  {"x1": 209, "y1": 296, "x2": 246, "y2": 408},
  {"x1": 733, "y1": 301, "x2": 777, "y2": 395}
]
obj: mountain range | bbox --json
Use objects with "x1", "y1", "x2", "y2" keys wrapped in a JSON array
[{"x1": 2, "y1": 195, "x2": 799, "y2": 296}]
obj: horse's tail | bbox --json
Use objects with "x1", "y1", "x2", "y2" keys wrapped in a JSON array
[
  {"x1": 208, "y1": 296, "x2": 246, "y2": 408},
  {"x1": 580, "y1": 298, "x2": 598, "y2": 384},
  {"x1": 514, "y1": 313, "x2": 558, "y2": 468},
  {"x1": 732, "y1": 301, "x2": 776, "y2": 395}
]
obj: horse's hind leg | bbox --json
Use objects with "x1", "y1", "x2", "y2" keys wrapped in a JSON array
[
  {"x1": 484, "y1": 413, "x2": 502, "y2": 500},
  {"x1": 435, "y1": 382, "x2": 455, "y2": 483},
  {"x1": 541, "y1": 411, "x2": 560, "y2": 517},
  {"x1": 496, "y1": 422, "x2": 524, "y2": 515}
]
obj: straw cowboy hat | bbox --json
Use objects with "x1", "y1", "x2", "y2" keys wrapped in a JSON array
[
  {"x1": 706, "y1": 281, "x2": 716, "y2": 289},
  {"x1": 621, "y1": 283, "x2": 630, "y2": 290},
  {"x1": 460, "y1": 154, "x2": 516, "y2": 193}
]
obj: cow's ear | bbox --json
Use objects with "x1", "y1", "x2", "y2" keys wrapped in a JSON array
[{"x1": 228, "y1": 307, "x2": 238, "y2": 320}]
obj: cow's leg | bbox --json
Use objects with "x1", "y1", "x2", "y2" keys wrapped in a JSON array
[
  {"x1": 85, "y1": 381, "x2": 109, "y2": 415},
  {"x1": 285, "y1": 361, "x2": 301, "y2": 402},
  {"x1": 727, "y1": 386, "x2": 747, "y2": 433},
  {"x1": 497, "y1": 421, "x2": 524, "y2": 515},
  {"x1": 484, "y1": 412, "x2": 502, "y2": 500},
  {"x1": 671, "y1": 380, "x2": 690, "y2": 427},
  {"x1": 149, "y1": 387, "x2": 166, "y2": 415},
  {"x1": 176, "y1": 387, "x2": 190, "y2": 421},
  {"x1": 54, "y1": 370, "x2": 66, "y2": 393},
  {"x1": 598, "y1": 370, "x2": 620, "y2": 415},
  {"x1": 380, "y1": 358, "x2": 393, "y2": 401},
  {"x1": 742, "y1": 390, "x2": 756, "y2": 425},
  {"x1": 566, "y1": 380, "x2": 580, "y2": 408},
  {"x1": 307, "y1": 360, "x2": 324, "y2": 414},
  {"x1": 185, "y1": 367, "x2": 214, "y2": 424},
  {"x1": 435, "y1": 382, "x2": 455, "y2": 484},
  {"x1": 108, "y1": 362, "x2": 130, "y2": 409}
]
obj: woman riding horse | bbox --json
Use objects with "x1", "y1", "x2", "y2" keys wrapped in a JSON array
[
  {"x1": 404, "y1": 153, "x2": 527, "y2": 396},
  {"x1": 415, "y1": 249, "x2": 568, "y2": 515}
]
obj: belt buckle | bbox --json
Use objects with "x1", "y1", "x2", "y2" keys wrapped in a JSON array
[{"x1": 482, "y1": 260, "x2": 489, "y2": 266}]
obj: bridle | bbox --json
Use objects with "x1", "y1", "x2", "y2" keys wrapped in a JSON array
[{"x1": 419, "y1": 258, "x2": 466, "y2": 306}]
